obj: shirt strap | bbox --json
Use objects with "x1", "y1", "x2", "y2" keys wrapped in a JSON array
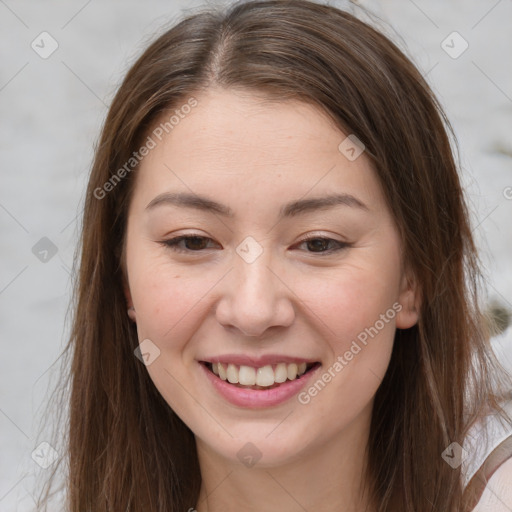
[{"x1": 462, "y1": 433, "x2": 512, "y2": 510}]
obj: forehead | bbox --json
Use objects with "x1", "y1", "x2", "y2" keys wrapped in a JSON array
[
  {"x1": 130, "y1": 87, "x2": 387, "y2": 215},
  {"x1": 156, "y1": 87, "x2": 347, "y2": 163}
]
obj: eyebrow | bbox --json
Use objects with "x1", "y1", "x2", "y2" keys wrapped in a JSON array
[{"x1": 145, "y1": 191, "x2": 369, "y2": 218}]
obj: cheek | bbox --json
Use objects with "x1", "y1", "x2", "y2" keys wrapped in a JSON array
[
  {"x1": 131, "y1": 270, "x2": 217, "y2": 348},
  {"x1": 127, "y1": 261, "x2": 220, "y2": 420},
  {"x1": 126, "y1": 240, "x2": 223, "y2": 342},
  {"x1": 295, "y1": 263, "x2": 400, "y2": 349},
  {"x1": 291, "y1": 262, "x2": 399, "y2": 410}
]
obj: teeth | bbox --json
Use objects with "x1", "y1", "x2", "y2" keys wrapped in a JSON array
[
  {"x1": 239, "y1": 365, "x2": 256, "y2": 385},
  {"x1": 256, "y1": 365, "x2": 274, "y2": 386},
  {"x1": 274, "y1": 363, "x2": 288, "y2": 383},
  {"x1": 226, "y1": 363, "x2": 239, "y2": 384},
  {"x1": 211, "y1": 361, "x2": 311, "y2": 388},
  {"x1": 218, "y1": 363, "x2": 227, "y2": 381},
  {"x1": 287, "y1": 363, "x2": 298, "y2": 380}
]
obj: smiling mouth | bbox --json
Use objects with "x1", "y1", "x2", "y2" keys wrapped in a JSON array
[{"x1": 201, "y1": 361, "x2": 320, "y2": 390}]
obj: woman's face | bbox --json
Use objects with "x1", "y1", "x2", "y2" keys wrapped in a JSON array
[{"x1": 124, "y1": 87, "x2": 419, "y2": 467}]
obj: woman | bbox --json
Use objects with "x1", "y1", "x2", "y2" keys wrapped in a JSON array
[{"x1": 36, "y1": 1, "x2": 512, "y2": 510}]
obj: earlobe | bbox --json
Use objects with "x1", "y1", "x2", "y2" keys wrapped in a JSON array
[
  {"x1": 124, "y1": 283, "x2": 137, "y2": 322},
  {"x1": 396, "y1": 272, "x2": 421, "y2": 329},
  {"x1": 127, "y1": 306, "x2": 137, "y2": 322}
]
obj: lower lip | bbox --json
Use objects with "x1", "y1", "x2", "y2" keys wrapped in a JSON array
[{"x1": 199, "y1": 362, "x2": 321, "y2": 408}]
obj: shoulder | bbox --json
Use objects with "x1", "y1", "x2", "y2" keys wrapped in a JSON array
[{"x1": 471, "y1": 457, "x2": 512, "y2": 511}]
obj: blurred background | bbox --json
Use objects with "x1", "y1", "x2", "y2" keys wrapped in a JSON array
[{"x1": 1, "y1": 0, "x2": 511, "y2": 509}]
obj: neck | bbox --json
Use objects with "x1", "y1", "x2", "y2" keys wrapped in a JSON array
[{"x1": 194, "y1": 403, "x2": 375, "y2": 512}]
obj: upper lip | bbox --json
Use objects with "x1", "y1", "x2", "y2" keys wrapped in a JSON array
[{"x1": 200, "y1": 354, "x2": 319, "y2": 367}]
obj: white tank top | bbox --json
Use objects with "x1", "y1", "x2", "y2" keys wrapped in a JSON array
[{"x1": 461, "y1": 398, "x2": 512, "y2": 508}]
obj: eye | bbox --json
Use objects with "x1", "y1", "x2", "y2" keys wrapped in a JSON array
[
  {"x1": 160, "y1": 234, "x2": 350, "y2": 255},
  {"x1": 161, "y1": 235, "x2": 219, "y2": 253},
  {"x1": 295, "y1": 236, "x2": 350, "y2": 254}
]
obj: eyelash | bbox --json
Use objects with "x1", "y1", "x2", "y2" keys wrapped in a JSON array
[{"x1": 160, "y1": 234, "x2": 350, "y2": 255}]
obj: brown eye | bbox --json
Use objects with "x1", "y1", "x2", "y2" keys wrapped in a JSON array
[
  {"x1": 183, "y1": 236, "x2": 210, "y2": 250},
  {"x1": 296, "y1": 237, "x2": 349, "y2": 254},
  {"x1": 306, "y1": 238, "x2": 330, "y2": 252},
  {"x1": 162, "y1": 235, "x2": 219, "y2": 252}
]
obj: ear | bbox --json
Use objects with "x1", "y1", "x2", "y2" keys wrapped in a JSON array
[
  {"x1": 124, "y1": 282, "x2": 137, "y2": 322},
  {"x1": 396, "y1": 269, "x2": 421, "y2": 329}
]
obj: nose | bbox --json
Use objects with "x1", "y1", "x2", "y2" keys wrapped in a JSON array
[{"x1": 214, "y1": 246, "x2": 295, "y2": 337}]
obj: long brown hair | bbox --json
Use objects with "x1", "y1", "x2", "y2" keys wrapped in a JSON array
[{"x1": 35, "y1": 1, "x2": 512, "y2": 510}]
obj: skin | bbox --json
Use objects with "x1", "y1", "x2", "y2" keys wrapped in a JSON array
[{"x1": 123, "y1": 87, "x2": 420, "y2": 512}]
